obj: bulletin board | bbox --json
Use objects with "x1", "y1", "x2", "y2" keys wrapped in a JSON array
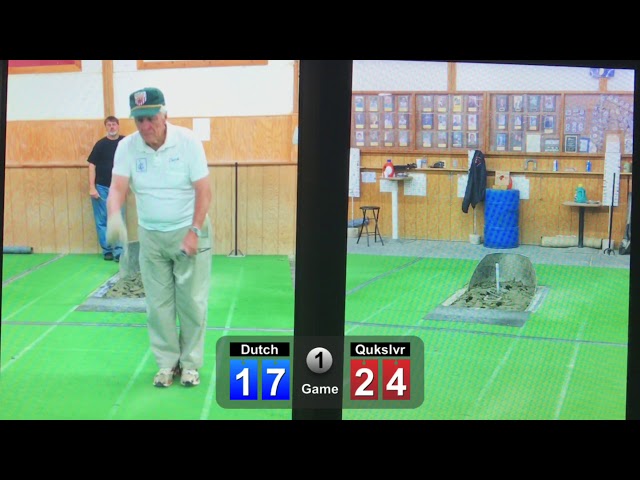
[
  {"x1": 8, "y1": 60, "x2": 81, "y2": 74},
  {"x1": 564, "y1": 94, "x2": 634, "y2": 154}
]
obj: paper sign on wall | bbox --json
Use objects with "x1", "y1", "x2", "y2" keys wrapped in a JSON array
[
  {"x1": 193, "y1": 118, "x2": 211, "y2": 141},
  {"x1": 511, "y1": 176, "x2": 530, "y2": 200},
  {"x1": 349, "y1": 148, "x2": 361, "y2": 197},
  {"x1": 361, "y1": 171, "x2": 377, "y2": 183},
  {"x1": 457, "y1": 174, "x2": 468, "y2": 198},
  {"x1": 603, "y1": 152, "x2": 621, "y2": 206},
  {"x1": 603, "y1": 134, "x2": 621, "y2": 206},
  {"x1": 404, "y1": 174, "x2": 426, "y2": 196},
  {"x1": 526, "y1": 133, "x2": 541, "y2": 152},
  {"x1": 380, "y1": 179, "x2": 398, "y2": 193}
]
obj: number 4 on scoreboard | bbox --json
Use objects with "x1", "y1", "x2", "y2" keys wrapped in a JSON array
[
  {"x1": 382, "y1": 359, "x2": 410, "y2": 400},
  {"x1": 350, "y1": 359, "x2": 411, "y2": 401}
]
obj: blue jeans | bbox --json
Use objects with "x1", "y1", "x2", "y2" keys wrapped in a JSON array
[{"x1": 91, "y1": 184, "x2": 124, "y2": 258}]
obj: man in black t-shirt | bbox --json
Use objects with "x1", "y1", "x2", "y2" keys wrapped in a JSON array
[{"x1": 88, "y1": 116, "x2": 125, "y2": 261}]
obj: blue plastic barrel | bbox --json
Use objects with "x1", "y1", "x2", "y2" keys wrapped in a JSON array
[{"x1": 484, "y1": 189, "x2": 520, "y2": 249}]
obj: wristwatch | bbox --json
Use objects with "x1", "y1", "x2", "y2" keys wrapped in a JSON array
[{"x1": 189, "y1": 226, "x2": 203, "y2": 237}]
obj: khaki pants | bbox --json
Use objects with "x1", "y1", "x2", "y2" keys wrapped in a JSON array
[{"x1": 138, "y1": 218, "x2": 212, "y2": 370}]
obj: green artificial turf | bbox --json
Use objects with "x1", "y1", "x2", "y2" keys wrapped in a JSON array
[{"x1": 0, "y1": 253, "x2": 630, "y2": 420}]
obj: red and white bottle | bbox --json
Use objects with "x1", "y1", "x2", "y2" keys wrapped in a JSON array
[{"x1": 383, "y1": 159, "x2": 395, "y2": 178}]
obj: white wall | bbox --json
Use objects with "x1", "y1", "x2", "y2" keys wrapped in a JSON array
[
  {"x1": 8, "y1": 60, "x2": 633, "y2": 121},
  {"x1": 352, "y1": 60, "x2": 635, "y2": 93},
  {"x1": 352, "y1": 60, "x2": 449, "y2": 91},
  {"x1": 605, "y1": 69, "x2": 636, "y2": 91},
  {"x1": 6, "y1": 60, "x2": 296, "y2": 121},
  {"x1": 112, "y1": 60, "x2": 295, "y2": 118},
  {"x1": 456, "y1": 61, "x2": 633, "y2": 92},
  {"x1": 7, "y1": 60, "x2": 104, "y2": 121}
]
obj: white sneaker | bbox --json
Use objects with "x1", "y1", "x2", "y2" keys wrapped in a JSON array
[
  {"x1": 153, "y1": 365, "x2": 181, "y2": 388},
  {"x1": 180, "y1": 369, "x2": 200, "y2": 387}
]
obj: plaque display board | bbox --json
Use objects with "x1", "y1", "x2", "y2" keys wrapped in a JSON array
[{"x1": 351, "y1": 91, "x2": 634, "y2": 159}]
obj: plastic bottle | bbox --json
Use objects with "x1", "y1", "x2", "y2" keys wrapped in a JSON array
[
  {"x1": 586, "y1": 160, "x2": 592, "y2": 172},
  {"x1": 575, "y1": 184, "x2": 587, "y2": 203},
  {"x1": 553, "y1": 160, "x2": 558, "y2": 172},
  {"x1": 383, "y1": 159, "x2": 395, "y2": 178}
]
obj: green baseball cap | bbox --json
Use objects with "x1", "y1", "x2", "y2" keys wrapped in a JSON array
[{"x1": 129, "y1": 87, "x2": 165, "y2": 117}]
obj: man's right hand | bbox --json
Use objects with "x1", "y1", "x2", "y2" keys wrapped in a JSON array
[
  {"x1": 106, "y1": 212, "x2": 128, "y2": 246},
  {"x1": 89, "y1": 187, "x2": 100, "y2": 199}
]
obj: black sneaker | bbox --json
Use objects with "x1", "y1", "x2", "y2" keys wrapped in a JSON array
[
  {"x1": 104, "y1": 253, "x2": 114, "y2": 261},
  {"x1": 114, "y1": 255, "x2": 120, "y2": 263}
]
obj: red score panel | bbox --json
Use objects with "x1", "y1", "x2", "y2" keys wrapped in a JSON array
[
  {"x1": 350, "y1": 359, "x2": 379, "y2": 400},
  {"x1": 382, "y1": 359, "x2": 411, "y2": 401}
]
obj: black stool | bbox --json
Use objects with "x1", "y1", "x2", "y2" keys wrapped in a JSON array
[{"x1": 356, "y1": 206, "x2": 383, "y2": 246}]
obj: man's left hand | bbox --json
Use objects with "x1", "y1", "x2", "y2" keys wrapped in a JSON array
[{"x1": 180, "y1": 230, "x2": 199, "y2": 256}]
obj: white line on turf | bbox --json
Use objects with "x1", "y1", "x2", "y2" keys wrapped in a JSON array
[
  {"x1": 554, "y1": 320, "x2": 587, "y2": 420},
  {"x1": 2, "y1": 254, "x2": 66, "y2": 287},
  {"x1": 0, "y1": 305, "x2": 77, "y2": 373},
  {"x1": 200, "y1": 266, "x2": 243, "y2": 420},
  {"x1": 108, "y1": 349, "x2": 153, "y2": 420}
]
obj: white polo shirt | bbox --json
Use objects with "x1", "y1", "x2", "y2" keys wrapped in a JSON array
[{"x1": 113, "y1": 122, "x2": 209, "y2": 231}]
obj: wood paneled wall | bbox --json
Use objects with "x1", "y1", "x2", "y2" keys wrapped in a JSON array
[
  {"x1": 355, "y1": 153, "x2": 632, "y2": 246},
  {"x1": 3, "y1": 116, "x2": 299, "y2": 255},
  {"x1": 3, "y1": 164, "x2": 298, "y2": 255},
  {"x1": 4, "y1": 116, "x2": 632, "y2": 253},
  {"x1": 4, "y1": 116, "x2": 297, "y2": 167}
]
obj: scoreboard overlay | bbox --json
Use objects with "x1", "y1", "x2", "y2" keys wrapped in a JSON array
[{"x1": 216, "y1": 335, "x2": 424, "y2": 409}]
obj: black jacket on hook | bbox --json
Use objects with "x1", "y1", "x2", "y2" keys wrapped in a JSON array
[{"x1": 462, "y1": 150, "x2": 487, "y2": 213}]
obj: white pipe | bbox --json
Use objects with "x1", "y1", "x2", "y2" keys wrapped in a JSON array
[
  {"x1": 473, "y1": 208, "x2": 477, "y2": 235},
  {"x1": 351, "y1": 196, "x2": 354, "y2": 222},
  {"x1": 391, "y1": 187, "x2": 399, "y2": 240}
]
